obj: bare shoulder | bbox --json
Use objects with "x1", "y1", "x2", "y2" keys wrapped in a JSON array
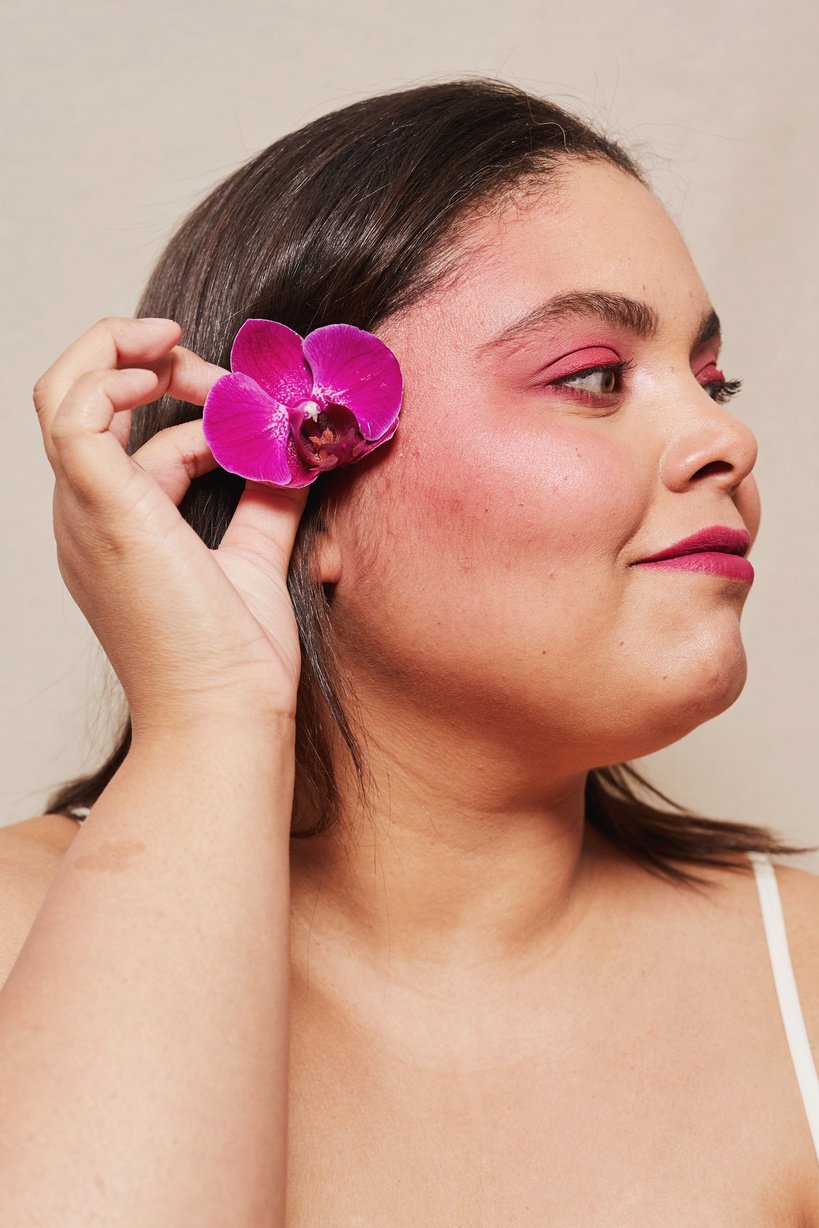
[
  {"x1": 710, "y1": 854, "x2": 819, "y2": 993},
  {"x1": 652, "y1": 850, "x2": 819, "y2": 1045},
  {"x1": 751, "y1": 860, "x2": 819, "y2": 1113},
  {"x1": 0, "y1": 813, "x2": 81, "y2": 989},
  {"x1": 769, "y1": 858, "x2": 819, "y2": 1007},
  {"x1": 769, "y1": 857, "x2": 819, "y2": 906}
]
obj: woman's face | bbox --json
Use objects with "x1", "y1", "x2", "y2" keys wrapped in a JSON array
[{"x1": 327, "y1": 158, "x2": 761, "y2": 772}]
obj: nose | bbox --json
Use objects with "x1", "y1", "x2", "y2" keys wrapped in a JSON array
[{"x1": 658, "y1": 395, "x2": 759, "y2": 497}]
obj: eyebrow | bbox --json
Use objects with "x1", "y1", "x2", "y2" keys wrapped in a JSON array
[{"x1": 479, "y1": 290, "x2": 721, "y2": 355}]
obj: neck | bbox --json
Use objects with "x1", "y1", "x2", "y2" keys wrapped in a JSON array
[{"x1": 289, "y1": 693, "x2": 613, "y2": 994}]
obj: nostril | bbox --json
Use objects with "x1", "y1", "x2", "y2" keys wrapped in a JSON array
[{"x1": 694, "y1": 459, "x2": 733, "y2": 479}]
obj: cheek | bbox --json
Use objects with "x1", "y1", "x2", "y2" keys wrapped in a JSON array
[
  {"x1": 334, "y1": 413, "x2": 648, "y2": 713},
  {"x1": 394, "y1": 418, "x2": 642, "y2": 578}
]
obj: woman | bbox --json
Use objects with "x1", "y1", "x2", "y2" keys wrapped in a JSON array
[{"x1": 4, "y1": 78, "x2": 819, "y2": 1223}]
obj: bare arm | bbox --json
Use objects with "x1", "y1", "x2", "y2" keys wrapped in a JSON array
[
  {"x1": 0, "y1": 721, "x2": 294, "y2": 1227},
  {"x1": 2, "y1": 315, "x2": 312, "y2": 1225}
]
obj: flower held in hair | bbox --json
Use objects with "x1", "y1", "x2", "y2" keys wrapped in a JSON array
[{"x1": 202, "y1": 319, "x2": 403, "y2": 488}]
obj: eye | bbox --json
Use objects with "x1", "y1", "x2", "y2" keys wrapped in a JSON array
[
  {"x1": 703, "y1": 376, "x2": 743, "y2": 405},
  {"x1": 697, "y1": 360, "x2": 743, "y2": 405},
  {"x1": 549, "y1": 360, "x2": 633, "y2": 398}
]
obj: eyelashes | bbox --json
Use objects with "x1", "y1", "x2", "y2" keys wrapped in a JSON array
[
  {"x1": 549, "y1": 359, "x2": 633, "y2": 398},
  {"x1": 709, "y1": 377, "x2": 742, "y2": 404},
  {"x1": 548, "y1": 361, "x2": 743, "y2": 405}
]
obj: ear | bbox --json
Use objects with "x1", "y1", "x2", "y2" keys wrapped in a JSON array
[{"x1": 312, "y1": 525, "x2": 343, "y2": 585}]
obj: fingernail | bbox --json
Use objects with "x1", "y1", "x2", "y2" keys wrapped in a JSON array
[{"x1": 139, "y1": 317, "x2": 178, "y2": 327}]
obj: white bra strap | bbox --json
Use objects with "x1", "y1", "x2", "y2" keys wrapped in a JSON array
[{"x1": 749, "y1": 851, "x2": 819, "y2": 1160}]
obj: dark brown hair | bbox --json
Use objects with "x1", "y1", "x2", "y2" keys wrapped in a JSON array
[{"x1": 42, "y1": 78, "x2": 815, "y2": 886}]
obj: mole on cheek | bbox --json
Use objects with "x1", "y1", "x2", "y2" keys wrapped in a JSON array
[{"x1": 71, "y1": 840, "x2": 148, "y2": 873}]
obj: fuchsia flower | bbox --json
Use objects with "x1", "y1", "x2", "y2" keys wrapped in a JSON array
[{"x1": 202, "y1": 319, "x2": 403, "y2": 488}]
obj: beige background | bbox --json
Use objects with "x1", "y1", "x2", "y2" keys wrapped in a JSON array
[{"x1": 2, "y1": 0, "x2": 817, "y2": 865}]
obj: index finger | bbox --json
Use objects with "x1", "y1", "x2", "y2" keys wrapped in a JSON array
[{"x1": 32, "y1": 317, "x2": 226, "y2": 436}]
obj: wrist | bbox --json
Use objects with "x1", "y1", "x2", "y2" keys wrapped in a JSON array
[
  {"x1": 130, "y1": 703, "x2": 297, "y2": 748},
  {"x1": 122, "y1": 716, "x2": 298, "y2": 824}
]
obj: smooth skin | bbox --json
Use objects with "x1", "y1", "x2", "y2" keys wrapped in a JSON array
[
  {"x1": 1, "y1": 318, "x2": 306, "y2": 1225},
  {"x1": 2, "y1": 159, "x2": 819, "y2": 1225},
  {"x1": 283, "y1": 160, "x2": 819, "y2": 1225}
]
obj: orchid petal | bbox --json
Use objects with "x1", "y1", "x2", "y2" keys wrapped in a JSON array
[
  {"x1": 230, "y1": 319, "x2": 313, "y2": 407},
  {"x1": 202, "y1": 372, "x2": 315, "y2": 486},
  {"x1": 303, "y1": 324, "x2": 403, "y2": 439}
]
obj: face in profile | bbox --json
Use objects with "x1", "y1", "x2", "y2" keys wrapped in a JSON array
[{"x1": 320, "y1": 158, "x2": 761, "y2": 775}]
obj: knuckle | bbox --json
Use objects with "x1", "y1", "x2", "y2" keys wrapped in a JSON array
[
  {"x1": 136, "y1": 424, "x2": 201, "y2": 483},
  {"x1": 53, "y1": 443, "x2": 100, "y2": 504},
  {"x1": 87, "y1": 366, "x2": 111, "y2": 389},
  {"x1": 169, "y1": 433, "x2": 202, "y2": 482},
  {"x1": 49, "y1": 413, "x2": 74, "y2": 446},
  {"x1": 73, "y1": 368, "x2": 112, "y2": 398},
  {"x1": 32, "y1": 373, "x2": 52, "y2": 413}
]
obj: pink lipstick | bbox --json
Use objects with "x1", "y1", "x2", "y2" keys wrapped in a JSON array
[{"x1": 632, "y1": 524, "x2": 754, "y2": 584}]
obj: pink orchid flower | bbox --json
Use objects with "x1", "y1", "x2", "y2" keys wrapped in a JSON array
[{"x1": 202, "y1": 319, "x2": 403, "y2": 488}]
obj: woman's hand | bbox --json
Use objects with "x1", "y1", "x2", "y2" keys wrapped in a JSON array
[{"x1": 33, "y1": 316, "x2": 310, "y2": 741}]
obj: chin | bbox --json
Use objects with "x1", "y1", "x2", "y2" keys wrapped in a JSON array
[
  {"x1": 648, "y1": 654, "x2": 748, "y2": 755},
  {"x1": 685, "y1": 651, "x2": 748, "y2": 722},
  {"x1": 595, "y1": 643, "x2": 750, "y2": 764}
]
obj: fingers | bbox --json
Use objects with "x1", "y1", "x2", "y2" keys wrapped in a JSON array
[
  {"x1": 49, "y1": 369, "x2": 222, "y2": 510},
  {"x1": 137, "y1": 341, "x2": 228, "y2": 413},
  {"x1": 33, "y1": 318, "x2": 178, "y2": 436},
  {"x1": 47, "y1": 368, "x2": 162, "y2": 492},
  {"x1": 219, "y1": 479, "x2": 311, "y2": 573},
  {"x1": 51, "y1": 363, "x2": 309, "y2": 556},
  {"x1": 133, "y1": 434, "x2": 311, "y2": 572},
  {"x1": 131, "y1": 419, "x2": 221, "y2": 506},
  {"x1": 106, "y1": 343, "x2": 227, "y2": 454},
  {"x1": 34, "y1": 315, "x2": 310, "y2": 571},
  {"x1": 32, "y1": 316, "x2": 227, "y2": 442},
  {"x1": 107, "y1": 344, "x2": 228, "y2": 451}
]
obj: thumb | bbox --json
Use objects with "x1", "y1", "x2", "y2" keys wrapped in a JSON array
[{"x1": 218, "y1": 479, "x2": 311, "y2": 574}]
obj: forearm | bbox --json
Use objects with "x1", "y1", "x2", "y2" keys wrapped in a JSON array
[{"x1": 0, "y1": 719, "x2": 294, "y2": 1227}]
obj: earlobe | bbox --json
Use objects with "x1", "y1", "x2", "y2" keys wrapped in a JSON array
[{"x1": 312, "y1": 531, "x2": 343, "y2": 585}]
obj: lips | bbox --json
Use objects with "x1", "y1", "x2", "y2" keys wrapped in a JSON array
[{"x1": 635, "y1": 525, "x2": 751, "y2": 563}]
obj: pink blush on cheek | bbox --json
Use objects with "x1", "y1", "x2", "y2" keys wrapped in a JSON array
[
  {"x1": 515, "y1": 438, "x2": 640, "y2": 566},
  {"x1": 403, "y1": 415, "x2": 642, "y2": 571}
]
